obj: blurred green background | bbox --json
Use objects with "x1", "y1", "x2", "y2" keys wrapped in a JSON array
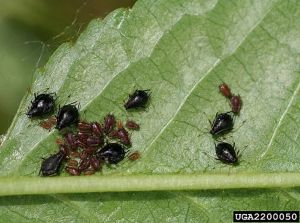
[{"x1": 0, "y1": 0, "x2": 136, "y2": 134}]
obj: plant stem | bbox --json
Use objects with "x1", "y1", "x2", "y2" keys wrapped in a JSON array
[{"x1": 0, "y1": 172, "x2": 299, "y2": 196}]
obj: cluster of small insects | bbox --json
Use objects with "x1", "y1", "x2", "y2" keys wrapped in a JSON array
[
  {"x1": 206, "y1": 83, "x2": 243, "y2": 165},
  {"x1": 27, "y1": 89, "x2": 150, "y2": 176}
]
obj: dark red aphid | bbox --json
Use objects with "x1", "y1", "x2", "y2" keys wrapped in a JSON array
[
  {"x1": 110, "y1": 128, "x2": 131, "y2": 146},
  {"x1": 80, "y1": 150, "x2": 89, "y2": 160},
  {"x1": 55, "y1": 138, "x2": 64, "y2": 145},
  {"x1": 215, "y1": 142, "x2": 239, "y2": 165},
  {"x1": 104, "y1": 114, "x2": 116, "y2": 134},
  {"x1": 91, "y1": 122, "x2": 103, "y2": 137},
  {"x1": 85, "y1": 147, "x2": 97, "y2": 155},
  {"x1": 79, "y1": 158, "x2": 91, "y2": 171},
  {"x1": 67, "y1": 159, "x2": 78, "y2": 168},
  {"x1": 128, "y1": 151, "x2": 141, "y2": 161},
  {"x1": 209, "y1": 112, "x2": 234, "y2": 136},
  {"x1": 39, "y1": 116, "x2": 57, "y2": 130},
  {"x1": 40, "y1": 150, "x2": 66, "y2": 176},
  {"x1": 56, "y1": 104, "x2": 79, "y2": 130},
  {"x1": 27, "y1": 93, "x2": 55, "y2": 118},
  {"x1": 64, "y1": 132, "x2": 78, "y2": 150},
  {"x1": 230, "y1": 95, "x2": 242, "y2": 114},
  {"x1": 70, "y1": 151, "x2": 80, "y2": 158},
  {"x1": 124, "y1": 89, "x2": 150, "y2": 110},
  {"x1": 83, "y1": 169, "x2": 96, "y2": 175},
  {"x1": 97, "y1": 143, "x2": 126, "y2": 164},
  {"x1": 77, "y1": 132, "x2": 89, "y2": 148},
  {"x1": 86, "y1": 136, "x2": 103, "y2": 147},
  {"x1": 126, "y1": 120, "x2": 140, "y2": 130},
  {"x1": 65, "y1": 167, "x2": 80, "y2": 176},
  {"x1": 219, "y1": 83, "x2": 232, "y2": 98},
  {"x1": 78, "y1": 121, "x2": 92, "y2": 133},
  {"x1": 90, "y1": 156, "x2": 101, "y2": 171}
]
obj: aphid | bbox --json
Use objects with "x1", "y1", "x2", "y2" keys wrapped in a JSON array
[
  {"x1": 91, "y1": 122, "x2": 103, "y2": 137},
  {"x1": 55, "y1": 138, "x2": 64, "y2": 145},
  {"x1": 56, "y1": 104, "x2": 79, "y2": 130},
  {"x1": 86, "y1": 136, "x2": 103, "y2": 147},
  {"x1": 219, "y1": 83, "x2": 232, "y2": 98},
  {"x1": 230, "y1": 95, "x2": 242, "y2": 114},
  {"x1": 27, "y1": 93, "x2": 55, "y2": 118},
  {"x1": 97, "y1": 143, "x2": 126, "y2": 164},
  {"x1": 124, "y1": 89, "x2": 150, "y2": 110},
  {"x1": 85, "y1": 147, "x2": 97, "y2": 155},
  {"x1": 90, "y1": 156, "x2": 101, "y2": 171},
  {"x1": 79, "y1": 158, "x2": 91, "y2": 171},
  {"x1": 110, "y1": 128, "x2": 131, "y2": 146},
  {"x1": 116, "y1": 120, "x2": 123, "y2": 129},
  {"x1": 65, "y1": 167, "x2": 80, "y2": 176},
  {"x1": 126, "y1": 120, "x2": 140, "y2": 130},
  {"x1": 80, "y1": 150, "x2": 89, "y2": 160},
  {"x1": 39, "y1": 116, "x2": 57, "y2": 130},
  {"x1": 78, "y1": 121, "x2": 92, "y2": 133},
  {"x1": 209, "y1": 112, "x2": 234, "y2": 136},
  {"x1": 70, "y1": 151, "x2": 80, "y2": 158},
  {"x1": 104, "y1": 114, "x2": 116, "y2": 134},
  {"x1": 77, "y1": 132, "x2": 89, "y2": 147},
  {"x1": 64, "y1": 132, "x2": 78, "y2": 150},
  {"x1": 128, "y1": 151, "x2": 141, "y2": 161},
  {"x1": 215, "y1": 142, "x2": 238, "y2": 165},
  {"x1": 67, "y1": 159, "x2": 78, "y2": 168},
  {"x1": 40, "y1": 150, "x2": 65, "y2": 176},
  {"x1": 83, "y1": 169, "x2": 96, "y2": 175}
]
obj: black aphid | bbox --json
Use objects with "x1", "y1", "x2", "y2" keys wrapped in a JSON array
[
  {"x1": 215, "y1": 142, "x2": 238, "y2": 165},
  {"x1": 124, "y1": 89, "x2": 150, "y2": 110},
  {"x1": 210, "y1": 112, "x2": 234, "y2": 135},
  {"x1": 56, "y1": 104, "x2": 79, "y2": 130},
  {"x1": 96, "y1": 143, "x2": 125, "y2": 164},
  {"x1": 40, "y1": 150, "x2": 66, "y2": 176},
  {"x1": 27, "y1": 93, "x2": 55, "y2": 118}
]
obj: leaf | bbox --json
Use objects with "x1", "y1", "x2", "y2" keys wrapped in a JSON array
[{"x1": 1, "y1": 0, "x2": 300, "y2": 221}]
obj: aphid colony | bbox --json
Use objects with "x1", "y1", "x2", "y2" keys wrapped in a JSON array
[
  {"x1": 28, "y1": 83, "x2": 243, "y2": 175},
  {"x1": 41, "y1": 116, "x2": 139, "y2": 176},
  {"x1": 27, "y1": 89, "x2": 150, "y2": 176}
]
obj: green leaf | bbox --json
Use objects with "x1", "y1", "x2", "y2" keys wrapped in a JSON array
[{"x1": 1, "y1": 0, "x2": 300, "y2": 221}]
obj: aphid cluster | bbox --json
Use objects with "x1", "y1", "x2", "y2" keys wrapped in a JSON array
[
  {"x1": 204, "y1": 83, "x2": 244, "y2": 165},
  {"x1": 41, "y1": 115, "x2": 140, "y2": 176},
  {"x1": 27, "y1": 89, "x2": 148, "y2": 177}
]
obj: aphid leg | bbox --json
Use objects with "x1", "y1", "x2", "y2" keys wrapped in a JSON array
[
  {"x1": 202, "y1": 150, "x2": 217, "y2": 161},
  {"x1": 231, "y1": 120, "x2": 246, "y2": 133}
]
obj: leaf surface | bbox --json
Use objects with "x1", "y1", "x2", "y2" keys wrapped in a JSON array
[{"x1": 1, "y1": 0, "x2": 300, "y2": 221}]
